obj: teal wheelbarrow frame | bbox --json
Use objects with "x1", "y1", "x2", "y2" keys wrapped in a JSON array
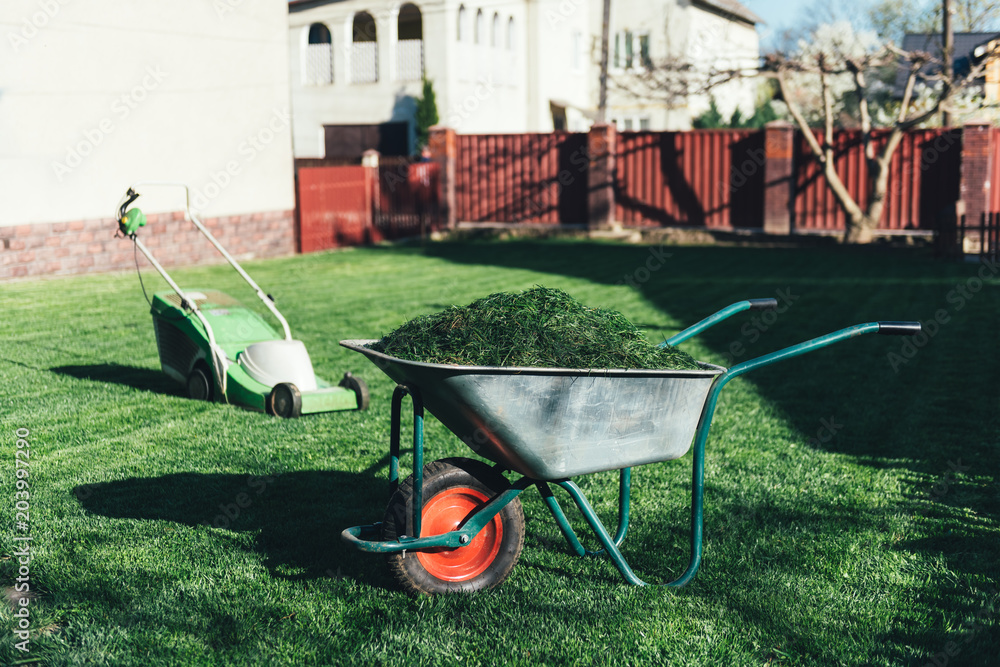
[{"x1": 340, "y1": 300, "x2": 921, "y2": 594}]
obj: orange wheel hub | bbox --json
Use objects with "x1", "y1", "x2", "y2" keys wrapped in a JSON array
[{"x1": 416, "y1": 487, "x2": 503, "y2": 581}]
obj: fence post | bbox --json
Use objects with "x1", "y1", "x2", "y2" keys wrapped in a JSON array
[
  {"x1": 587, "y1": 123, "x2": 617, "y2": 229},
  {"x1": 959, "y1": 120, "x2": 993, "y2": 254},
  {"x1": 428, "y1": 125, "x2": 457, "y2": 229},
  {"x1": 762, "y1": 121, "x2": 795, "y2": 235}
]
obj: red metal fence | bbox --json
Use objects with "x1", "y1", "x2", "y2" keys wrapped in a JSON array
[
  {"x1": 454, "y1": 133, "x2": 588, "y2": 224},
  {"x1": 451, "y1": 127, "x2": 967, "y2": 233},
  {"x1": 793, "y1": 128, "x2": 961, "y2": 232},
  {"x1": 297, "y1": 162, "x2": 441, "y2": 252},
  {"x1": 297, "y1": 166, "x2": 371, "y2": 252},
  {"x1": 614, "y1": 130, "x2": 764, "y2": 228}
]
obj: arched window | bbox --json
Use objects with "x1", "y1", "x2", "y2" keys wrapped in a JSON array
[
  {"x1": 304, "y1": 23, "x2": 333, "y2": 85},
  {"x1": 491, "y1": 12, "x2": 500, "y2": 47},
  {"x1": 457, "y1": 4, "x2": 467, "y2": 41},
  {"x1": 506, "y1": 17, "x2": 516, "y2": 51},
  {"x1": 351, "y1": 12, "x2": 378, "y2": 83},
  {"x1": 475, "y1": 9, "x2": 484, "y2": 44},
  {"x1": 397, "y1": 3, "x2": 423, "y2": 81}
]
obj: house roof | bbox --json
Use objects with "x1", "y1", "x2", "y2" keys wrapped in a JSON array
[
  {"x1": 691, "y1": 0, "x2": 763, "y2": 26},
  {"x1": 894, "y1": 31, "x2": 1000, "y2": 97}
]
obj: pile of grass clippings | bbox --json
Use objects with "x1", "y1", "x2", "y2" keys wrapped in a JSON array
[{"x1": 367, "y1": 287, "x2": 701, "y2": 370}]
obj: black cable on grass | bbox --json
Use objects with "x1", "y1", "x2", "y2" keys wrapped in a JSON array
[{"x1": 368, "y1": 287, "x2": 701, "y2": 370}]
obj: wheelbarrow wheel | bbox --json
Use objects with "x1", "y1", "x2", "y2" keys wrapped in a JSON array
[{"x1": 382, "y1": 457, "x2": 524, "y2": 595}]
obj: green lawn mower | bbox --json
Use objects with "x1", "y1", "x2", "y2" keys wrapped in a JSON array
[{"x1": 116, "y1": 182, "x2": 368, "y2": 417}]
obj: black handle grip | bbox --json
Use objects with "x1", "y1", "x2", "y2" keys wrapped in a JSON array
[
  {"x1": 748, "y1": 298, "x2": 778, "y2": 310},
  {"x1": 118, "y1": 188, "x2": 140, "y2": 221},
  {"x1": 877, "y1": 322, "x2": 922, "y2": 335}
]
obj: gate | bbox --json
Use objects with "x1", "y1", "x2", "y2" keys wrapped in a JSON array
[{"x1": 296, "y1": 162, "x2": 441, "y2": 252}]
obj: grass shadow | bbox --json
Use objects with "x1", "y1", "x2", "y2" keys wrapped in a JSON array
[
  {"x1": 73, "y1": 464, "x2": 396, "y2": 587},
  {"x1": 413, "y1": 241, "x2": 1000, "y2": 571},
  {"x1": 50, "y1": 363, "x2": 182, "y2": 397}
]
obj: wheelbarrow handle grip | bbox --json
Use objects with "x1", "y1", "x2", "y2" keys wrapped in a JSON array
[
  {"x1": 748, "y1": 298, "x2": 778, "y2": 310},
  {"x1": 878, "y1": 321, "x2": 922, "y2": 336}
]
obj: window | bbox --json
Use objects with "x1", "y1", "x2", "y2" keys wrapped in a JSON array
[
  {"x1": 397, "y1": 4, "x2": 423, "y2": 81},
  {"x1": 304, "y1": 23, "x2": 333, "y2": 85},
  {"x1": 639, "y1": 33, "x2": 651, "y2": 69},
  {"x1": 458, "y1": 5, "x2": 467, "y2": 41},
  {"x1": 639, "y1": 117, "x2": 651, "y2": 130},
  {"x1": 492, "y1": 13, "x2": 500, "y2": 47},
  {"x1": 351, "y1": 12, "x2": 378, "y2": 83},
  {"x1": 572, "y1": 30, "x2": 582, "y2": 71},
  {"x1": 507, "y1": 17, "x2": 516, "y2": 51},
  {"x1": 475, "y1": 9, "x2": 485, "y2": 44},
  {"x1": 624, "y1": 30, "x2": 633, "y2": 69}
]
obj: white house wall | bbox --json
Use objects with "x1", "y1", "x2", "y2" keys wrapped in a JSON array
[
  {"x1": 0, "y1": 0, "x2": 295, "y2": 226},
  {"x1": 289, "y1": 0, "x2": 597, "y2": 154},
  {"x1": 590, "y1": 0, "x2": 760, "y2": 130}
]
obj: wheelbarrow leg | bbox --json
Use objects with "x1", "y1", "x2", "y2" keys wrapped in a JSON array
[
  {"x1": 389, "y1": 384, "x2": 425, "y2": 537},
  {"x1": 536, "y1": 467, "x2": 632, "y2": 557},
  {"x1": 549, "y1": 388, "x2": 716, "y2": 587}
]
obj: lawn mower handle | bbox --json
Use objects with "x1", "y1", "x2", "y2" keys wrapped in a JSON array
[{"x1": 118, "y1": 188, "x2": 140, "y2": 221}]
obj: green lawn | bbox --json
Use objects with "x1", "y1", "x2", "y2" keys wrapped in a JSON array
[{"x1": 1, "y1": 240, "x2": 998, "y2": 666}]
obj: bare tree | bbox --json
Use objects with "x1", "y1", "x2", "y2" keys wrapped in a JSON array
[{"x1": 765, "y1": 43, "x2": 983, "y2": 243}]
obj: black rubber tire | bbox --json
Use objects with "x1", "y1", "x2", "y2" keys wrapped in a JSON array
[
  {"x1": 186, "y1": 362, "x2": 214, "y2": 402},
  {"x1": 338, "y1": 372, "x2": 370, "y2": 410},
  {"x1": 382, "y1": 457, "x2": 524, "y2": 595},
  {"x1": 267, "y1": 382, "x2": 302, "y2": 418}
]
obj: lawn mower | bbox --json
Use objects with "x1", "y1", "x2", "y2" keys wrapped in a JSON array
[{"x1": 115, "y1": 182, "x2": 368, "y2": 417}]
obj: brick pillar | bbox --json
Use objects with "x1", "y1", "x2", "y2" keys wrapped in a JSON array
[
  {"x1": 587, "y1": 123, "x2": 616, "y2": 229},
  {"x1": 960, "y1": 121, "x2": 993, "y2": 253},
  {"x1": 428, "y1": 126, "x2": 457, "y2": 229},
  {"x1": 763, "y1": 121, "x2": 795, "y2": 235}
]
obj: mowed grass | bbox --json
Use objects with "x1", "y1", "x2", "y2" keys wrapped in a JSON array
[{"x1": 1, "y1": 240, "x2": 998, "y2": 666}]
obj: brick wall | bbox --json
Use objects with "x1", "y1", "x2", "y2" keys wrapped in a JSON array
[{"x1": 0, "y1": 210, "x2": 296, "y2": 280}]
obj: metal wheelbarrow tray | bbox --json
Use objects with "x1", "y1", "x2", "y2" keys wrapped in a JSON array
[
  {"x1": 340, "y1": 299, "x2": 923, "y2": 595},
  {"x1": 341, "y1": 342, "x2": 725, "y2": 480}
]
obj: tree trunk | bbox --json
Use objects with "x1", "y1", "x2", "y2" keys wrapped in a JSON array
[{"x1": 844, "y1": 217, "x2": 877, "y2": 243}]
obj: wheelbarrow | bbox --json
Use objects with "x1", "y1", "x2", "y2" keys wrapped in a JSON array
[{"x1": 340, "y1": 299, "x2": 921, "y2": 594}]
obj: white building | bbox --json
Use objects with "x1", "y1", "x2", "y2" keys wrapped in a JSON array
[
  {"x1": 598, "y1": 0, "x2": 762, "y2": 131},
  {"x1": 287, "y1": 0, "x2": 760, "y2": 158},
  {"x1": 1, "y1": 0, "x2": 297, "y2": 278}
]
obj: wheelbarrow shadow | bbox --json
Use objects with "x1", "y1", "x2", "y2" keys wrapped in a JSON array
[
  {"x1": 73, "y1": 452, "x2": 404, "y2": 589},
  {"x1": 51, "y1": 363, "x2": 183, "y2": 397}
]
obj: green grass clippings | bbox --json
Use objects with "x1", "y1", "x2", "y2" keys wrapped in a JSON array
[{"x1": 368, "y1": 286, "x2": 701, "y2": 370}]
